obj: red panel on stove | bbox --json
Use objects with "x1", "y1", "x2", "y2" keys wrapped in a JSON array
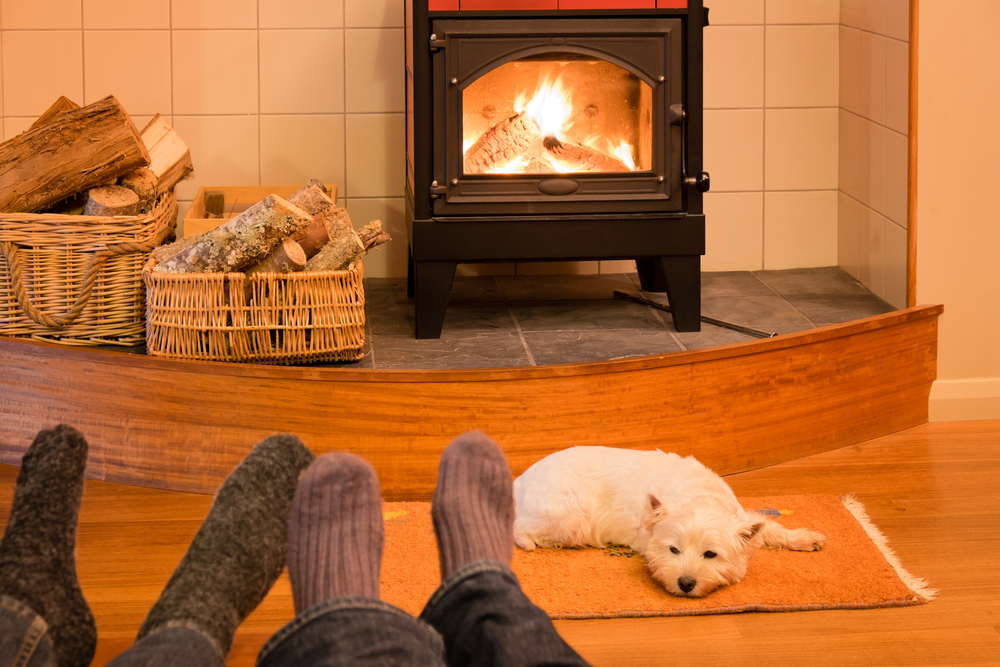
[
  {"x1": 429, "y1": 0, "x2": 459, "y2": 10},
  {"x1": 656, "y1": 0, "x2": 688, "y2": 7},
  {"x1": 559, "y1": 0, "x2": 655, "y2": 7},
  {"x1": 460, "y1": 0, "x2": 558, "y2": 9}
]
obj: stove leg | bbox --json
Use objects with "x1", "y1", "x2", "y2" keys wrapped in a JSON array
[
  {"x1": 660, "y1": 255, "x2": 701, "y2": 332},
  {"x1": 407, "y1": 249, "x2": 415, "y2": 299},
  {"x1": 413, "y1": 260, "x2": 457, "y2": 339},
  {"x1": 636, "y1": 259, "x2": 666, "y2": 292}
]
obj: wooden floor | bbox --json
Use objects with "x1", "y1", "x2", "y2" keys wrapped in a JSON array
[{"x1": 1, "y1": 420, "x2": 998, "y2": 666}]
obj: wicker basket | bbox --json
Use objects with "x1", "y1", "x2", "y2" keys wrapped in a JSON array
[
  {"x1": 0, "y1": 192, "x2": 176, "y2": 346},
  {"x1": 142, "y1": 257, "x2": 366, "y2": 365}
]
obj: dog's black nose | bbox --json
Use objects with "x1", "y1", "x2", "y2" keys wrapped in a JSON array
[{"x1": 678, "y1": 576, "x2": 697, "y2": 593}]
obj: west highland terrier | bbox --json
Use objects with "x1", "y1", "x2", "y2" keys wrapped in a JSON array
[{"x1": 513, "y1": 446, "x2": 826, "y2": 597}]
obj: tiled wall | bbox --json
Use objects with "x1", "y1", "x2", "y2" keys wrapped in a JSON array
[{"x1": 839, "y1": 0, "x2": 909, "y2": 308}]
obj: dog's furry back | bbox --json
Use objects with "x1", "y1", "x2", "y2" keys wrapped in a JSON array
[{"x1": 513, "y1": 446, "x2": 741, "y2": 550}]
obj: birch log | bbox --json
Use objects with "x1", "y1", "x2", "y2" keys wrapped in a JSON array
[{"x1": 305, "y1": 220, "x2": 390, "y2": 272}]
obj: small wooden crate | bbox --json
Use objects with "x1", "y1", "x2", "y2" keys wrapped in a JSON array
[
  {"x1": 142, "y1": 257, "x2": 365, "y2": 365},
  {"x1": 183, "y1": 184, "x2": 338, "y2": 238}
]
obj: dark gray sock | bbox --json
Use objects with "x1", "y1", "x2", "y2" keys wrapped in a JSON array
[
  {"x1": 136, "y1": 434, "x2": 314, "y2": 655},
  {"x1": 0, "y1": 424, "x2": 96, "y2": 667},
  {"x1": 432, "y1": 430, "x2": 514, "y2": 580}
]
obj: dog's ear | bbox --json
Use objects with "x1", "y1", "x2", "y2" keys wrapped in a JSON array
[
  {"x1": 642, "y1": 494, "x2": 669, "y2": 530},
  {"x1": 739, "y1": 520, "x2": 765, "y2": 543}
]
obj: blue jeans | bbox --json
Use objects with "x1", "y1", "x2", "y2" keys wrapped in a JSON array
[
  {"x1": 0, "y1": 595, "x2": 57, "y2": 667},
  {"x1": 1, "y1": 563, "x2": 590, "y2": 667}
]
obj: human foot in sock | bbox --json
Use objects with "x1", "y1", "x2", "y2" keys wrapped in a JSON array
[
  {"x1": 136, "y1": 434, "x2": 315, "y2": 656},
  {"x1": 287, "y1": 453, "x2": 384, "y2": 613},
  {"x1": 0, "y1": 424, "x2": 96, "y2": 667},
  {"x1": 431, "y1": 430, "x2": 514, "y2": 580}
]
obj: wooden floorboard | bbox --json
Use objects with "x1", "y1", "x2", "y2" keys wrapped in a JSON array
[{"x1": 1, "y1": 419, "x2": 998, "y2": 666}]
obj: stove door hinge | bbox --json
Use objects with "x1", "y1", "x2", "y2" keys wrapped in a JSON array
[
  {"x1": 429, "y1": 34, "x2": 445, "y2": 51},
  {"x1": 429, "y1": 180, "x2": 448, "y2": 198}
]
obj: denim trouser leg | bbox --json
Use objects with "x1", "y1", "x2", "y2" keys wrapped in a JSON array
[
  {"x1": 257, "y1": 598, "x2": 446, "y2": 667},
  {"x1": 104, "y1": 622, "x2": 223, "y2": 667},
  {"x1": 418, "y1": 561, "x2": 591, "y2": 667},
  {"x1": 0, "y1": 596, "x2": 57, "y2": 667}
]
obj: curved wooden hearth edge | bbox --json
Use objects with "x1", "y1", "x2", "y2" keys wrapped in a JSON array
[{"x1": 0, "y1": 304, "x2": 942, "y2": 499}]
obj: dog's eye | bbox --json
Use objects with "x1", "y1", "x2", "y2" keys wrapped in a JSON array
[
  {"x1": 670, "y1": 546, "x2": 680, "y2": 555},
  {"x1": 703, "y1": 550, "x2": 717, "y2": 559}
]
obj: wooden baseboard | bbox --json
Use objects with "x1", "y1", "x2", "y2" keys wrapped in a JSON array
[{"x1": 0, "y1": 305, "x2": 941, "y2": 498}]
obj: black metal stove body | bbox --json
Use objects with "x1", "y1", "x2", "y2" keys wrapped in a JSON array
[{"x1": 406, "y1": 1, "x2": 708, "y2": 339}]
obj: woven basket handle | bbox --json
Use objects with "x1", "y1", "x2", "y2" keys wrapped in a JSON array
[{"x1": 1, "y1": 234, "x2": 165, "y2": 328}]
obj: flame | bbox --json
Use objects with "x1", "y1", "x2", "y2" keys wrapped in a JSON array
[
  {"x1": 492, "y1": 156, "x2": 529, "y2": 173},
  {"x1": 523, "y1": 77, "x2": 573, "y2": 138},
  {"x1": 614, "y1": 140, "x2": 636, "y2": 171}
]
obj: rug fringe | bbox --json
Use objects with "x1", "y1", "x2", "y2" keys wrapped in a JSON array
[{"x1": 840, "y1": 494, "x2": 938, "y2": 601}]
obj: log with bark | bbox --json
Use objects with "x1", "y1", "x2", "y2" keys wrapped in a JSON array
[
  {"x1": 29, "y1": 96, "x2": 81, "y2": 131},
  {"x1": 118, "y1": 168, "x2": 159, "y2": 213},
  {"x1": 305, "y1": 219, "x2": 391, "y2": 272},
  {"x1": 83, "y1": 185, "x2": 141, "y2": 217},
  {"x1": 153, "y1": 195, "x2": 313, "y2": 274},
  {"x1": 463, "y1": 111, "x2": 542, "y2": 174},
  {"x1": 141, "y1": 114, "x2": 194, "y2": 196},
  {"x1": 0, "y1": 95, "x2": 150, "y2": 213}
]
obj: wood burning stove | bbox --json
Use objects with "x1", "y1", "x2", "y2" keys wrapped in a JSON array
[{"x1": 406, "y1": 0, "x2": 709, "y2": 339}]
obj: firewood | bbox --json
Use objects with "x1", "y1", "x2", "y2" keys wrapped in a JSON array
[
  {"x1": 29, "y1": 96, "x2": 81, "y2": 130},
  {"x1": 541, "y1": 135, "x2": 630, "y2": 172},
  {"x1": 463, "y1": 111, "x2": 542, "y2": 174},
  {"x1": 290, "y1": 211, "x2": 333, "y2": 259},
  {"x1": 151, "y1": 235, "x2": 196, "y2": 264},
  {"x1": 140, "y1": 114, "x2": 194, "y2": 196},
  {"x1": 204, "y1": 190, "x2": 226, "y2": 216},
  {"x1": 305, "y1": 219, "x2": 391, "y2": 272},
  {"x1": 0, "y1": 95, "x2": 150, "y2": 213},
  {"x1": 287, "y1": 181, "x2": 334, "y2": 215},
  {"x1": 244, "y1": 238, "x2": 307, "y2": 276},
  {"x1": 118, "y1": 168, "x2": 159, "y2": 213},
  {"x1": 153, "y1": 195, "x2": 312, "y2": 274},
  {"x1": 83, "y1": 185, "x2": 141, "y2": 217}
]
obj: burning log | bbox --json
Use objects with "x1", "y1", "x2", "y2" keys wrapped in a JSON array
[
  {"x1": 541, "y1": 136, "x2": 631, "y2": 172},
  {"x1": 463, "y1": 111, "x2": 542, "y2": 174}
]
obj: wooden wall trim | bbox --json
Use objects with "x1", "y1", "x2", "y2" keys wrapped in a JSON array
[{"x1": 0, "y1": 305, "x2": 941, "y2": 499}]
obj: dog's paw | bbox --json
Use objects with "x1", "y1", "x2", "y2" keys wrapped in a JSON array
[
  {"x1": 787, "y1": 528, "x2": 827, "y2": 551},
  {"x1": 514, "y1": 533, "x2": 537, "y2": 551}
]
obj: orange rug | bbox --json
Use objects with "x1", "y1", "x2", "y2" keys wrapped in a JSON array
[{"x1": 379, "y1": 495, "x2": 935, "y2": 619}]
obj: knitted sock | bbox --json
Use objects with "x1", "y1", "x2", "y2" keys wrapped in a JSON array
[
  {"x1": 136, "y1": 434, "x2": 314, "y2": 656},
  {"x1": 431, "y1": 430, "x2": 514, "y2": 580},
  {"x1": 287, "y1": 453, "x2": 384, "y2": 613},
  {"x1": 0, "y1": 424, "x2": 96, "y2": 667}
]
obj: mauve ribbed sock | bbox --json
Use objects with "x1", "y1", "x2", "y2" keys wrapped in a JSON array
[
  {"x1": 431, "y1": 430, "x2": 514, "y2": 580},
  {"x1": 287, "y1": 453, "x2": 384, "y2": 613}
]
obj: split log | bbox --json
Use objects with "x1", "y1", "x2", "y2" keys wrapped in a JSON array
[
  {"x1": 244, "y1": 238, "x2": 307, "y2": 276},
  {"x1": 118, "y1": 168, "x2": 159, "y2": 213},
  {"x1": 153, "y1": 195, "x2": 313, "y2": 274},
  {"x1": 541, "y1": 135, "x2": 630, "y2": 172},
  {"x1": 83, "y1": 185, "x2": 141, "y2": 217},
  {"x1": 0, "y1": 95, "x2": 150, "y2": 213},
  {"x1": 463, "y1": 111, "x2": 542, "y2": 174},
  {"x1": 305, "y1": 220, "x2": 391, "y2": 272},
  {"x1": 29, "y1": 96, "x2": 81, "y2": 131},
  {"x1": 141, "y1": 114, "x2": 194, "y2": 196},
  {"x1": 287, "y1": 180, "x2": 334, "y2": 215}
]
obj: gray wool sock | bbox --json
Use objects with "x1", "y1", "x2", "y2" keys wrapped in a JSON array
[
  {"x1": 431, "y1": 430, "x2": 514, "y2": 580},
  {"x1": 0, "y1": 424, "x2": 96, "y2": 667},
  {"x1": 136, "y1": 434, "x2": 314, "y2": 656},
  {"x1": 287, "y1": 453, "x2": 384, "y2": 613}
]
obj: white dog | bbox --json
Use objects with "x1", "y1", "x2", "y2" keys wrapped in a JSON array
[{"x1": 513, "y1": 446, "x2": 826, "y2": 597}]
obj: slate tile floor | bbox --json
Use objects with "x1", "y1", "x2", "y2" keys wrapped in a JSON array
[{"x1": 341, "y1": 266, "x2": 896, "y2": 370}]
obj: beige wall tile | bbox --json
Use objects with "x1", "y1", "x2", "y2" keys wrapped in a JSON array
[
  {"x1": 702, "y1": 0, "x2": 763, "y2": 25},
  {"x1": 885, "y1": 37, "x2": 908, "y2": 134},
  {"x1": 764, "y1": 108, "x2": 838, "y2": 190},
  {"x1": 345, "y1": 29, "x2": 405, "y2": 113},
  {"x1": 766, "y1": 0, "x2": 839, "y2": 24},
  {"x1": 703, "y1": 109, "x2": 764, "y2": 191},
  {"x1": 599, "y1": 260, "x2": 637, "y2": 274},
  {"x1": 3, "y1": 117, "x2": 35, "y2": 140},
  {"x1": 858, "y1": 204, "x2": 884, "y2": 296},
  {"x1": 861, "y1": 0, "x2": 886, "y2": 35},
  {"x1": 765, "y1": 25, "x2": 839, "y2": 108},
  {"x1": 83, "y1": 0, "x2": 168, "y2": 29},
  {"x1": 455, "y1": 264, "x2": 516, "y2": 277},
  {"x1": 2, "y1": 0, "x2": 81, "y2": 29},
  {"x1": 841, "y1": 0, "x2": 863, "y2": 29},
  {"x1": 260, "y1": 30, "x2": 344, "y2": 114},
  {"x1": 516, "y1": 261, "x2": 599, "y2": 275},
  {"x1": 259, "y1": 114, "x2": 345, "y2": 189},
  {"x1": 763, "y1": 190, "x2": 838, "y2": 269},
  {"x1": 0, "y1": 31, "x2": 3, "y2": 119},
  {"x1": 860, "y1": 31, "x2": 885, "y2": 124},
  {"x1": 839, "y1": 109, "x2": 860, "y2": 199},
  {"x1": 704, "y1": 26, "x2": 763, "y2": 109},
  {"x1": 858, "y1": 117, "x2": 885, "y2": 213},
  {"x1": 342, "y1": 197, "x2": 407, "y2": 278},
  {"x1": 2, "y1": 31, "x2": 83, "y2": 117},
  {"x1": 260, "y1": 0, "x2": 343, "y2": 29},
  {"x1": 84, "y1": 30, "x2": 170, "y2": 115},
  {"x1": 884, "y1": 127, "x2": 907, "y2": 227},
  {"x1": 346, "y1": 0, "x2": 404, "y2": 28},
  {"x1": 345, "y1": 113, "x2": 405, "y2": 198},
  {"x1": 704, "y1": 27, "x2": 763, "y2": 110},
  {"x1": 175, "y1": 199, "x2": 192, "y2": 235},
  {"x1": 172, "y1": 31, "x2": 258, "y2": 115},
  {"x1": 171, "y1": 115, "x2": 260, "y2": 201},
  {"x1": 171, "y1": 0, "x2": 255, "y2": 29},
  {"x1": 838, "y1": 191, "x2": 861, "y2": 279},
  {"x1": 840, "y1": 26, "x2": 861, "y2": 115},
  {"x1": 702, "y1": 192, "x2": 764, "y2": 271},
  {"x1": 883, "y1": 217, "x2": 906, "y2": 308},
  {"x1": 885, "y1": 0, "x2": 908, "y2": 41}
]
